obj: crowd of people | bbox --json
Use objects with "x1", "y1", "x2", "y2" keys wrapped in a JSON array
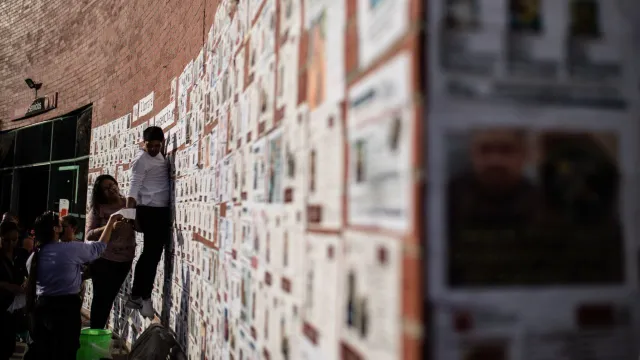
[{"x1": 0, "y1": 126, "x2": 171, "y2": 359}]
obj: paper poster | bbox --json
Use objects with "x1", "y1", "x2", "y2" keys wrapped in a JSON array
[
  {"x1": 431, "y1": 0, "x2": 632, "y2": 109},
  {"x1": 307, "y1": 102, "x2": 344, "y2": 230},
  {"x1": 305, "y1": 1, "x2": 345, "y2": 109},
  {"x1": 171, "y1": 77, "x2": 178, "y2": 104},
  {"x1": 357, "y1": 0, "x2": 410, "y2": 67},
  {"x1": 155, "y1": 102, "x2": 176, "y2": 130},
  {"x1": 347, "y1": 53, "x2": 413, "y2": 231},
  {"x1": 276, "y1": 39, "x2": 300, "y2": 115},
  {"x1": 279, "y1": 0, "x2": 301, "y2": 38},
  {"x1": 301, "y1": 233, "x2": 341, "y2": 360},
  {"x1": 251, "y1": 137, "x2": 267, "y2": 202},
  {"x1": 138, "y1": 91, "x2": 155, "y2": 117},
  {"x1": 59, "y1": 199, "x2": 69, "y2": 217},
  {"x1": 249, "y1": 0, "x2": 263, "y2": 24},
  {"x1": 428, "y1": 118, "x2": 638, "y2": 360},
  {"x1": 340, "y1": 230, "x2": 401, "y2": 359},
  {"x1": 267, "y1": 129, "x2": 284, "y2": 203},
  {"x1": 428, "y1": 2, "x2": 640, "y2": 356},
  {"x1": 195, "y1": 47, "x2": 205, "y2": 81},
  {"x1": 132, "y1": 103, "x2": 139, "y2": 121}
]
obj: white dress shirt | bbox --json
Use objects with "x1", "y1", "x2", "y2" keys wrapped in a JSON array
[{"x1": 128, "y1": 150, "x2": 170, "y2": 207}]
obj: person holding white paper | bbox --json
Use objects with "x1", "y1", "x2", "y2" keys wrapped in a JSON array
[
  {"x1": 25, "y1": 211, "x2": 122, "y2": 360},
  {"x1": 125, "y1": 126, "x2": 171, "y2": 318},
  {"x1": 85, "y1": 174, "x2": 136, "y2": 329}
]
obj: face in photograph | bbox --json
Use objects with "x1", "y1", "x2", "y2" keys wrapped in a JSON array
[
  {"x1": 268, "y1": 135, "x2": 283, "y2": 203},
  {"x1": 509, "y1": 0, "x2": 542, "y2": 33},
  {"x1": 354, "y1": 140, "x2": 366, "y2": 183},
  {"x1": 445, "y1": 0, "x2": 478, "y2": 30},
  {"x1": 569, "y1": 0, "x2": 601, "y2": 38},
  {"x1": 309, "y1": 149, "x2": 316, "y2": 192},
  {"x1": 446, "y1": 129, "x2": 538, "y2": 286}
]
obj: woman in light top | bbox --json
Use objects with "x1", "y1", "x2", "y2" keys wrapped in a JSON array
[
  {"x1": 85, "y1": 174, "x2": 136, "y2": 329},
  {"x1": 25, "y1": 210, "x2": 122, "y2": 360}
]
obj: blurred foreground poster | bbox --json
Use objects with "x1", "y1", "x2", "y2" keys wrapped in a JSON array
[{"x1": 427, "y1": 1, "x2": 640, "y2": 359}]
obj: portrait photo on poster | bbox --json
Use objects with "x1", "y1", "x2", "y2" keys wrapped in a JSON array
[
  {"x1": 443, "y1": 126, "x2": 625, "y2": 287},
  {"x1": 430, "y1": 0, "x2": 634, "y2": 111}
]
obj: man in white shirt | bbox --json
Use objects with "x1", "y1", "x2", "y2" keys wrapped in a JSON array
[{"x1": 125, "y1": 126, "x2": 171, "y2": 318}]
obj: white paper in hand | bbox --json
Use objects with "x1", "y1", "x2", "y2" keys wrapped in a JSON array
[
  {"x1": 8, "y1": 294, "x2": 26, "y2": 312},
  {"x1": 114, "y1": 208, "x2": 136, "y2": 220}
]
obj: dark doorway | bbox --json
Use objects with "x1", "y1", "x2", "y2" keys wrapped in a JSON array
[{"x1": 16, "y1": 165, "x2": 50, "y2": 230}]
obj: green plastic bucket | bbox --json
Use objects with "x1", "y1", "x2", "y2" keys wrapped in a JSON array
[{"x1": 77, "y1": 328, "x2": 112, "y2": 360}]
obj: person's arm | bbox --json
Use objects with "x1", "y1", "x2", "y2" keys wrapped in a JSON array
[
  {"x1": 85, "y1": 208, "x2": 106, "y2": 241},
  {"x1": 74, "y1": 213, "x2": 124, "y2": 263},
  {"x1": 127, "y1": 154, "x2": 146, "y2": 208},
  {"x1": 25, "y1": 253, "x2": 33, "y2": 276},
  {"x1": 0, "y1": 281, "x2": 23, "y2": 294}
]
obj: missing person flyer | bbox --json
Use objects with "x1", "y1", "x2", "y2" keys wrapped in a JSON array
[{"x1": 427, "y1": 1, "x2": 640, "y2": 359}]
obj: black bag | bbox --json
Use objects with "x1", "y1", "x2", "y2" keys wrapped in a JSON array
[{"x1": 128, "y1": 323, "x2": 185, "y2": 360}]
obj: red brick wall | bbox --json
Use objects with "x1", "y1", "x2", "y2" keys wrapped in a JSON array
[{"x1": 0, "y1": 0, "x2": 214, "y2": 129}]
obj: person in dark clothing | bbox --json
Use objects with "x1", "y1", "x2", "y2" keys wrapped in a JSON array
[
  {"x1": 25, "y1": 211, "x2": 122, "y2": 360},
  {"x1": 0, "y1": 221, "x2": 25, "y2": 360},
  {"x1": 125, "y1": 126, "x2": 171, "y2": 319},
  {"x1": 3, "y1": 213, "x2": 33, "y2": 279},
  {"x1": 447, "y1": 129, "x2": 539, "y2": 286},
  {"x1": 86, "y1": 174, "x2": 136, "y2": 329},
  {"x1": 1, "y1": 212, "x2": 16, "y2": 224}
]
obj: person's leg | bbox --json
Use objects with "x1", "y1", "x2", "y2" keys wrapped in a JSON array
[
  {"x1": 23, "y1": 313, "x2": 36, "y2": 360},
  {"x1": 90, "y1": 258, "x2": 111, "y2": 329},
  {"x1": 140, "y1": 208, "x2": 170, "y2": 299},
  {"x1": 90, "y1": 259, "x2": 132, "y2": 329},
  {"x1": 33, "y1": 299, "x2": 55, "y2": 360},
  {"x1": 130, "y1": 205, "x2": 152, "y2": 300},
  {"x1": 129, "y1": 206, "x2": 170, "y2": 318},
  {"x1": 57, "y1": 296, "x2": 82, "y2": 360},
  {"x1": 37, "y1": 296, "x2": 81, "y2": 360},
  {"x1": 131, "y1": 206, "x2": 169, "y2": 299},
  {"x1": 0, "y1": 311, "x2": 16, "y2": 360}
]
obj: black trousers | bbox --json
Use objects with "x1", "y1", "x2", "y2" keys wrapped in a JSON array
[
  {"x1": 31, "y1": 294, "x2": 81, "y2": 360},
  {"x1": 90, "y1": 258, "x2": 132, "y2": 329},
  {"x1": 131, "y1": 205, "x2": 171, "y2": 299},
  {"x1": 0, "y1": 311, "x2": 16, "y2": 360}
]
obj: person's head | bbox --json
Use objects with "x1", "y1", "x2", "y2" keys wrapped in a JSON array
[
  {"x1": 91, "y1": 174, "x2": 120, "y2": 213},
  {"x1": 2, "y1": 212, "x2": 17, "y2": 224},
  {"x1": 0, "y1": 221, "x2": 19, "y2": 253},
  {"x1": 61, "y1": 215, "x2": 79, "y2": 242},
  {"x1": 470, "y1": 129, "x2": 528, "y2": 190},
  {"x1": 143, "y1": 126, "x2": 165, "y2": 157},
  {"x1": 33, "y1": 211, "x2": 62, "y2": 245},
  {"x1": 22, "y1": 230, "x2": 34, "y2": 252}
]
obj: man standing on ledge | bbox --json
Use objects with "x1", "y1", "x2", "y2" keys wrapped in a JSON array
[{"x1": 125, "y1": 126, "x2": 171, "y2": 318}]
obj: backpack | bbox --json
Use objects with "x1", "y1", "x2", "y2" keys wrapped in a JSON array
[{"x1": 128, "y1": 323, "x2": 185, "y2": 360}]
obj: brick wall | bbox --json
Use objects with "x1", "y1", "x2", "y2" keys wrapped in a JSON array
[
  {"x1": 1, "y1": 0, "x2": 424, "y2": 359},
  {"x1": 0, "y1": 0, "x2": 211, "y2": 130}
]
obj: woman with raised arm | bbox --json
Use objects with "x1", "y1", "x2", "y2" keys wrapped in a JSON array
[
  {"x1": 85, "y1": 174, "x2": 136, "y2": 329},
  {"x1": 25, "y1": 210, "x2": 123, "y2": 360}
]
